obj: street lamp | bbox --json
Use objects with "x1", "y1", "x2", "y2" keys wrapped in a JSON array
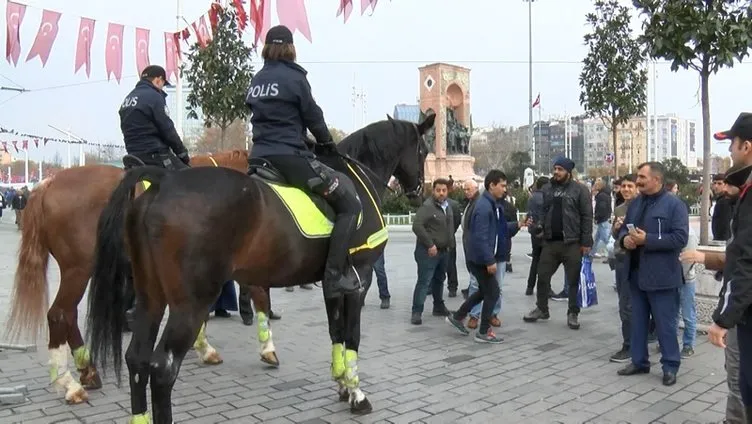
[{"x1": 523, "y1": 0, "x2": 535, "y2": 169}]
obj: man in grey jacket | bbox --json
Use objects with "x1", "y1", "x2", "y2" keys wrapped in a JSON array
[
  {"x1": 523, "y1": 157, "x2": 593, "y2": 330},
  {"x1": 410, "y1": 178, "x2": 454, "y2": 325}
]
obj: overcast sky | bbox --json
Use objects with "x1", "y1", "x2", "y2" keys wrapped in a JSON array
[{"x1": 1, "y1": 0, "x2": 747, "y2": 164}]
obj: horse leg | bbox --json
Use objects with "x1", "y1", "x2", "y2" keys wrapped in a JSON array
[
  {"x1": 150, "y1": 307, "x2": 205, "y2": 424},
  {"x1": 246, "y1": 285, "x2": 279, "y2": 367},
  {"x1": 125, "y1": 300, "x2": 164, "y2": 424},
  {"x1": 341, "y1": 289, "x2": 372, "y2": 414},
  {"x1": 324, "y1": 296, "x2": 348, "y2": 402},
  {"x1": 46, "y1": 268, "x2": 87, "y2": 404},
  {"x1": 192, "y1": 319, "x2": 223, "y2": 365},
  {"x1": 62, "y1": 270, "x2": 103, "y2": 391}
]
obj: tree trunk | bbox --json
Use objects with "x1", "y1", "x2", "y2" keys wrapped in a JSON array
[
  {"x1": 612, "y1": 121, "x2": 619, "y2": 179},
  {"x1": 699, "y1": 68, "x2": 711, "y2": 245},
  {"x1": 219, "y1": 126, "x2": 227, "y2": 151}
]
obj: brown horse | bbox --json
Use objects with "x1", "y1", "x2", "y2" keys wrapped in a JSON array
[
  {"x1": 4, "y1": 150, "x2": 247, "y2": 405},
  {"x1": 86, "y1": 116, "x2": 433, "y2": 423}
]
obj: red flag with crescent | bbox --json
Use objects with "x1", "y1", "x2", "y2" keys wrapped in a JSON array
[
  {"x1": 336, "y1": 0, "x2": 353, "y2": 23},
  {"x1": 233, "y1": 0, "x2": 248, "y2": 31},
  {"x1": 33, "y1": 139, "x2": 38, "y2": 148},
  {"x1": 249, "y1": 0, "x2": 268, "y2": 46},
  {"x1": 75, "y1": 18, "x2": 95, "y2": 77},
  {"x1": 192, "y1": 16, "x2": 211, "y2": 48},
  {"x1": 105, "y1": 23, "x2": 124, "y2": 83},
  {"x1": 208, "y1": 3, "x2": 222, "y2": 33},
  {"x1": 12, "y1": 141, "x2": 18, "y2": 153},
  {"x1": 361, "y1": 0, "x2": 378, "y2": 15},
  {"x1": 22, "y1": 140, "x2": 28, "y2": 150},
  {"x1": 164, "y1": 32, "x2": 181, "y2": 81},
  {"x1": 5, "y1": 1, "x2": 27, "y2": 66},
  {"x1": 26, "y1": 9, "x2": 61, "y2": 66},
  {"x1": 277, "y1": 0, "x2": 311, "y2": 42},
  {"x1": 135, "y1": 28, "x2": 150, "y2": 76}
]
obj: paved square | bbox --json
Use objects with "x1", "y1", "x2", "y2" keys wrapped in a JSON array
[{"x1": 0, "y1": 220, "x2": 727, "y2": 423}]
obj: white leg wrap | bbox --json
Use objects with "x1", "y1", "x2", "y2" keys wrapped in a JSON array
[
  {"x1": 260, "y1": 330, "x2": 276, "y2": 355},
  {"x1": 49, "y1": 346, "x2": 85, "y2": 402},
  {"x1": 349, "y1": 387, "x2": 366, "y2": 403}
]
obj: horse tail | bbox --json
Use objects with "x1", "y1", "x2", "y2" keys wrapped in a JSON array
[
  {"x1": 87, "y1": 166, "x2": 167, "y2": 384},
  {"x1": 5, "y1": 179, "x2": 51, "y2": 343}
]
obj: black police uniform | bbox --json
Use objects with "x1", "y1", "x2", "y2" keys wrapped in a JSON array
[
  {"x1": 246, "y1": 45, "x2": 361, "y2": 299},
  {"x1": 119, "y1": 78, "x2": 190, "y2": 170}
]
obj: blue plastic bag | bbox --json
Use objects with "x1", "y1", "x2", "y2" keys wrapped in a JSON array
[{"x1": 577, "y1": 256, "x2": 598, "y2": 308}]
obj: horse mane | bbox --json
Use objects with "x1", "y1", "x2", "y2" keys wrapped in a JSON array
[{"x1": 337, "y1": 119, "x2": 411, "y2": 164}]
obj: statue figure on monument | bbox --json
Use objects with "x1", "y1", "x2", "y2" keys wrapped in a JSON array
[{"x1": 445, "y1": 107, "x2": 470, "y2": 154}]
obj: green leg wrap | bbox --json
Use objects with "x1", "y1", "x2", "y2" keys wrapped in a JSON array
[
  {"x1": 257, "y1": 312, "x2": 270, "y2": 343},
  {"x1": 331, "y1": 343, "x2": 345, "y2": 380},
  {"x1": 193, "y1": 323, "x2": 208, "y2": 350},
  {"x1": 344, "y1": 349, "x2": 359, "y2": 389},
  {"x1": 128, "y1": 412, "x2": 151, "y2": 424},
  {"x1": 73, "y1": 346, "x2": 90, "y2": 370}
]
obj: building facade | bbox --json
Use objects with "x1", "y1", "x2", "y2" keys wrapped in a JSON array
[
  {"x1": 163, "y1": 85, "x2": 205, "y2": 146},
  {"x1": 647, "y1": 114, "x2": 697, "y2": 169}
]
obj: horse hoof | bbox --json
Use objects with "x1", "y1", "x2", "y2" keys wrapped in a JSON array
[
  {"x1": 65, "y1": 387, "x2": 88, "y2": 405},
  {"x1": 350, "y1": 396, "x2": 372, "y2": 415},
  {"x1": 260, "y1": 352, "x2": 280, "y2": 368},
  {"x1": 79, "y1": 367, "x2": 103, "y2": 390},
  {"x1": 202, "y1": 350, "x2": 223, "y2": 365},
  {"x1": 338, "y1": 387, "x2": 349, "y2": 402}
]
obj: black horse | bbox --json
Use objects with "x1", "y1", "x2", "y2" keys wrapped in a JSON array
[{"x1": 86, "y1": 115, "x2": 434, "y2": 424}]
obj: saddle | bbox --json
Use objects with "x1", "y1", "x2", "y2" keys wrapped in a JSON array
[
  {"x1": 122, "y1": 154, "x2": 146, "y2": 170},
  {"x1": 247, "y1": 157, "x2": 287, "y2": 184}
]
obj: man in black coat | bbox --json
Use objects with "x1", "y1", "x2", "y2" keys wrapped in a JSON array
[{"x1": 712, "y1": 173, "x2": 733, "y2": 242}]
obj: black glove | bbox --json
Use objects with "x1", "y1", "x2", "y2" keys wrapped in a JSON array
[
  {"x1": 318, "y1": 141, "x2": 338, "y2": 155},
  {"x1": 177, "y1": 151, "x2": 190, "y2": 165}
]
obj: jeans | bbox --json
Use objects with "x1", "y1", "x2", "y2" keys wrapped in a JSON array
[
  {"x1": 468, "y1": 261, "x2": 506, "y2": 318},
  {"x1": 454, "y1": 261, "x2": 501, "y2": 334},
  {"x1": 372, "y1": 253, "x2": 390, "y2": 299},
  {"x1": 726, "y1": 326, "x2": 747, "y2": 422},
  {"x1": 592, "y1": 221, "x2": 611, "y2": 255},
  {"x1": 411, "y1": 246, "x2": 448, "y2": 314},
  {"x1": 679, "y1": 280, "x2": 697, "y2": 348},
  {"x1": 536, "y1": 241, "x2": 582, "y2": 315}
]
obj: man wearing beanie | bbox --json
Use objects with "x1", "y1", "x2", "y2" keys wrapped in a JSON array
[{"x1": 523, "y1": 156, "x2": 593, "y2": 330}]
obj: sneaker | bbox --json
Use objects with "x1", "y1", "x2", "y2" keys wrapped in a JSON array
[
  {"x1": 567, "y1": 313, "x2": 580, "y2": 330},
  {"x1": 609, "y1": 348, "x2": 631, "y2": 363},
  {"x1": 411, "y1": 312, "x2": 422, "y2": 325},
  {"x1": 523, "y1": 308, "x2": 550, "y2": 322},
  {"x1": 551, "y1": 292, "x2": 568, "y2": 302},
  {"x1": 467, "y1": 316, "x2": 479, "y2": 329},
  {"x1": 460, "y1": 289, "x2": 469, "y2": 300},
  {"x1": 490, "y1": 315, "x2": 502, "y2": 327},
  {"x1": 475, "y1": 329, "x2": 504, "y2": 344},
  {"x1": 432, "y1": 304, "x2": 451, "y2": 317},
  {"x1": 681, "y1": 346, "x2": 694, "y2": 358},
  {"x1": 445, "y1": 315, "x2": 469, "y2": 335}
]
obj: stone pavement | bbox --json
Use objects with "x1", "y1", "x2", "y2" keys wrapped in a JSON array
[{"x1": 0, "y1": 218, "x2": 728, "y2": 423}]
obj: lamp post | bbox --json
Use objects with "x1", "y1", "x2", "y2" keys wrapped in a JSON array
[{"x1": 523, "y1": 0, "x2": 535, "y2": 168}]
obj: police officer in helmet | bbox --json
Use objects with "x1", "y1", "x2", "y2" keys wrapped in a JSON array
[
  {"x1": 246, "y1": 25, "x2": 362, "y2": 299},
  {"x1": 119, "y1": 64, "x2": 191, "y2": 170}
]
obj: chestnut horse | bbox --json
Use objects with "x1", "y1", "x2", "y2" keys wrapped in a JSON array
[
  {"x1": 86, "y1": 116, "x2": 433, "y2": 423},
  {"x1": 4, "y1": 150, "x2": 247, "y2": 405}
]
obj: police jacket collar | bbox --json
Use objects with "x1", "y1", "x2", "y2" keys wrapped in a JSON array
[
  {"x1": 265, "y1": 59, "x2": 307, "y2": 75},
  {"x1": 136, "y1": 79, "x2": 167, "y2": 99}
]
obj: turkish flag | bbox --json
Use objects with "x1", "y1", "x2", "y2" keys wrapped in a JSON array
[
  {"x1": 277, "y1": 0, "x2": 311, "y2": 42},
  {"x1": 5, "y1": 1, "x2": 27, "y2": 66},
  {"x1": 1, "y1": 142, "x2": 6, "y2": 153},
  {"x1": 249, "y1": 0, "x2": 268, "y2": 46},
  {"x1": 181, "y1": 28, "x2": 191, "y2": 44},
  {"x1": 164, "y1": 32, "x2": 181, "y2": 82},
  {"x1": 361, "y1": 0, "x2": 378, "y2": 15},
  {"x1": 336, "y1": 0, "x2": 353, "y2": 23},
  {"x1": 75, "y1": 18, "x2": 96, "y2": 77},
  {"x1": 135, "y1": 28, "x2": 150, "y2": 76},
  {"x1": 208, "y1": 3, "x2": 222, "y2": 33},
  {"x1": 192, "y1": 16, "x2": 211, "y2": 48},
  {"x1": 105, "y1": 23, "x2": 124, "y2": 83},
  {"x1": 12, "y1": 141, "x2": 18, "y2": 153},
  {"x1": 33, "y1": 139, "x2": 38, "y2": 148},
  {"x1": 233, "y1": 0, "x2": 248, "y2": 31},
  {"x1": 26, "y1": 9, "x2": 61, "y2": 66},
  {"x1": 22, "y1": 140, "x2": 28, "y2": 150}
]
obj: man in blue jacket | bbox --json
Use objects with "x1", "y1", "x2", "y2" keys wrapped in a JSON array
[
  {"x1": 616, "y1": 161, "x2": 688, "y2": 387},
  {"x1": 445, "y1": 169, "x2": 508, "y2": 344}
]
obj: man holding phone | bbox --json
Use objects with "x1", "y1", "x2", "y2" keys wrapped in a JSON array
[{"x1": 616, "y1": 162, "x2": 688, "y2": 387}]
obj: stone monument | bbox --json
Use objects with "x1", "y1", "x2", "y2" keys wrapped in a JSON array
[{"x1": 418, "y1": 63, "x2": 477, "y2": 183}]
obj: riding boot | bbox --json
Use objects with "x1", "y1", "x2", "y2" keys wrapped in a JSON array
[{"x1": 322, "y1": 214, "x2": 360, "y2": 299}]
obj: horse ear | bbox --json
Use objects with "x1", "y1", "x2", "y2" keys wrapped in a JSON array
[
  {"x1": 417, "y1": 112, "x2": 436, "y2": 135},
  {"x1": 386, "y1": 114, "x2": 394, "y2": 121}
]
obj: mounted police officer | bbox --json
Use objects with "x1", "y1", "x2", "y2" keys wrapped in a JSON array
[
  {"x1": 245, "y1": 25, "x2": 362, "y2": 299},
  {"x1": 119, "y1": 64, "x2": 191, "y2": 170}
]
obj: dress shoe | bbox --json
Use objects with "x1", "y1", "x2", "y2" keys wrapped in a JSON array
[
  {"x1": 617, "y1": 363, "x2": 650, "y2": 376},
  {"x1": 269, "y1": 310, "x2": 281, "y2": 320},
  {"x1": 662, "y1": 371, "x2": 676, "y2": 386}
]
